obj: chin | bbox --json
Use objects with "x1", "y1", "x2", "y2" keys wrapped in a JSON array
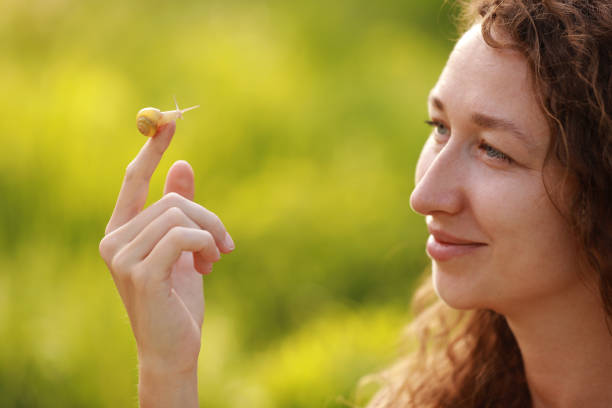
[{"x1": 431, "y1": 262, "x2": 487, "y2": 311}]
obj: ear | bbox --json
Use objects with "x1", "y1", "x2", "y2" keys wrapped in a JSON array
[{"x1": 163, "y1": 160, "x2": 195, "y2": 200}]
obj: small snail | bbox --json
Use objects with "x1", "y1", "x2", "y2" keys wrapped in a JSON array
[{"x1": 136, "y1": 97, "x2": 200, "y2": 137}]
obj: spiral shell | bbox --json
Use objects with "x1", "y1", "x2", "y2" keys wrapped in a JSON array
[
  {"x1": 136, "y1": 100, "x2": 199, "y2": 137},
  {"x1": 136, "y1": 108, "x2": 162, "y2": 137}
]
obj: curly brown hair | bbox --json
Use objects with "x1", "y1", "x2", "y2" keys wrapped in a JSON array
[{"x1": 361, "y1": 1, "x2": 612, "y2": 406}]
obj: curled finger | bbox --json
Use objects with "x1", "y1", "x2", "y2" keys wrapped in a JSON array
[{"x1": 142, "y1": 227, "x2": 220, "y2": 282}]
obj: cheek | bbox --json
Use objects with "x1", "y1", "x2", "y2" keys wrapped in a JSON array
[
  {"x1": 475, "y1": 176, "x2": 554, "y2": 252},
  {"x1": 487, "y1": 183, "x2": 558, "y2": 240},
  {"x1": 473, "y1": 175, "x2": 580, "y2": 297}
]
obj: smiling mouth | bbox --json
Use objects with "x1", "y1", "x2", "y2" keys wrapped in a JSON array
[
  {"x1": 435, "y1": 237, "x2": 484, "y2": 246},
  {"x1": 426, "y1": 234, "x2": 487, "y2": 262}
]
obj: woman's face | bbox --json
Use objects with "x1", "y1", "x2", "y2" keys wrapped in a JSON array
[{"x1": 410, "y1": 25, "x2": 582, "y2": 315}]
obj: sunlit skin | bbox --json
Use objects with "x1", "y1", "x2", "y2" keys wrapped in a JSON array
[
  {"x1": 99, "y1": 122, "x2": 235, "y2": 408},
  {"x1": 410, "y1": 25, "x2": 612, "y2": 407}
]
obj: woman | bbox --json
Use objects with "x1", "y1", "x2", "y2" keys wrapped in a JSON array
[
  {"x1": 99, "y1": 0, "x2": 612, "y2": 406},
  {"x1": 365, "y1": 1, "x2": 612, "y2": 407}
]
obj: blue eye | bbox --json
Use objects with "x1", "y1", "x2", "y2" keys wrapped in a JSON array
[
  {"x1": 425, "y1": 120, "x2": 450, "y2": 137},
  {"x1": 478, "y1": 141, "x2": 513, "y2": 164}
]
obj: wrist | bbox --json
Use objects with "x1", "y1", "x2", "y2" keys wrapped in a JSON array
[
  {"x1": 138, "y1": 349, "x2": 199, "y2": 376},
  {"x1": 138, "y1": 361, "x2": 199, "y2": 408}
]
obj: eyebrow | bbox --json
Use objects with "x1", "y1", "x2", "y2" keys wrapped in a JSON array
[{"x1": 428, "y1": 95, "x2": 536, "y2": 149}]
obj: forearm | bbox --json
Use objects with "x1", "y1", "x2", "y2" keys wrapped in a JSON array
[{"x1": 138, "y1": 363, "x2": 199, "y2": 408}]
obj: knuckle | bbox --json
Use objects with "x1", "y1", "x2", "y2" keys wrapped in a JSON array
[
  {"x1": 124, "y1": 160, "x2": 141, "y2": 182},
  {"x1": 98, "y1": 234, "x2": 116, "y2": 262},
  {"x1": 201, "y1": 231, "x2": 220, "y2": 261},
  {"x1": 163, "y1": 192, "x2": 184, "y2": 207},
  {"x1": 165, "y1": 206, "x2": 187, "y2": 225},
  {"x1": 110, "y1": 249, "x2": 131, "y2": 279},
  {"x1": 201, "y1": 229, "x2": 214, "y2": 244},
  {"x1": 130, "y1": 266, "x2": 150, "y2": 292},
  {"x1": 166, "y1": 226, "x2": 186, "y2": 245}
]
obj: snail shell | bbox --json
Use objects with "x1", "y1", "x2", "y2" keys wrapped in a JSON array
[
  {"x1": 136, "y1": 100, "x2": 199, "y2": 137},
  {"x1": 136, "y1": 108, "x2": 163, "y2": 137}
]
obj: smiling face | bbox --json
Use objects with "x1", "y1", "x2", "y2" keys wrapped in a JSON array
[{"x1": 409, "y1": 25, "x2": 583, "y2": 315}]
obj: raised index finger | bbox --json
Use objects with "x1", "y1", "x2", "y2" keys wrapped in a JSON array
[{"x1": 106, "y1": 122, "x2": 176, "y2": 234}]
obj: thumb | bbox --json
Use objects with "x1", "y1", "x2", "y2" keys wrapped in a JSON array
[
  {"x1": 163, "y1": 160, "x2": 195, "y2": 200},
  {"x1": 163, "y1": 160, "x2": 216, "y2": 274}
]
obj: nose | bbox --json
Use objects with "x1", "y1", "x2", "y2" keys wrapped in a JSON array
[{"x1": 409, "y1": 141, "x2": 465, "y2": 216}]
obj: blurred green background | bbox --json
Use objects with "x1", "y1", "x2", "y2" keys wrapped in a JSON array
[{"x1": 0, "y1": 0, "x2": 458, "y2": 406}]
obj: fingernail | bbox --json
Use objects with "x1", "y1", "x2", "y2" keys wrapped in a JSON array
[{"x1": 223, "y1": 232, "x2": 235, "y2": 251}]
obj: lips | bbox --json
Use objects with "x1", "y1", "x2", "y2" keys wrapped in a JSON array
[{"x1": 426, "y1": 227, "x2": 487, "y2": 262}]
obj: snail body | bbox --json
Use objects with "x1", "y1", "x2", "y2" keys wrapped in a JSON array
[{"x1": 136, "y1": 98, "x2": 200, "y2": 137}]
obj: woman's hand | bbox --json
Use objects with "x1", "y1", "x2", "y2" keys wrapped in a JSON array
[{"x1": 98, "y1": 122, "x2": 234, "y2": 407}]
